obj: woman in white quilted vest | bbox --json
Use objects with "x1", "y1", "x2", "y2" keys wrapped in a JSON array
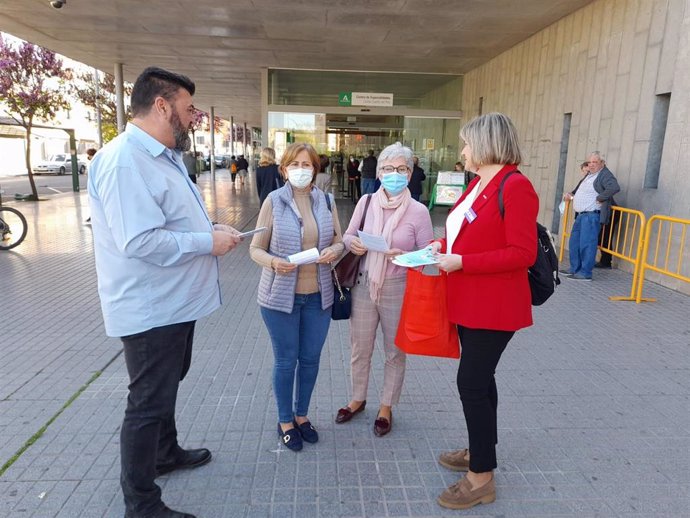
[{"x1": 250, "y1": 142, "x2": 345, "y2": 452}]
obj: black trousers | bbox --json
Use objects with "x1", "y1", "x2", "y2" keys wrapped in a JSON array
[
  {"x1": 120, "y1": 321, "x2": 195, "y2": 516},
  {"x1": 456, "y1": 326, "x2": 514, "y2": 473}
]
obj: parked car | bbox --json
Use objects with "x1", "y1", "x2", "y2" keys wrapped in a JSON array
[
  {"x1": 204, "y1": 154, "x2": 229, "y2": 169},
  {"x1": 33, "y1": 154, "x2": 87, "y2": 175}
]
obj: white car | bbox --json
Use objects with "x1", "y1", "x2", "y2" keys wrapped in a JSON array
[{"x1": 33, "y1": 154, "x2": 87, "y2": 175}]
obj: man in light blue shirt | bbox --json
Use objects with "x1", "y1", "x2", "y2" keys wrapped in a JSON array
[{"x1": 88, "y1": 67, "x2": 240, "y2": 518}]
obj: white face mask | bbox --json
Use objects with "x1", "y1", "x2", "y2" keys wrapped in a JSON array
[{"x1": 287, "y1": 167, "x2": 313, "y2": 189}]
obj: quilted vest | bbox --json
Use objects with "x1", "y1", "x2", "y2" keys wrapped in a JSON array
[{"x1": 257, "y1": 184, "x2": 335, "y2": 313}]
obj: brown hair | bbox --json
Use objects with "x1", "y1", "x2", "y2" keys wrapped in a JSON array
[{"x1": 279, "y1": 143, "x2": 320, "y2": 181}]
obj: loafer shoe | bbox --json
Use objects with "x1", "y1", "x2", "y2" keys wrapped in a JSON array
[
  {"x1": 373, "y1": 413, "x2": 392, "y2": 437},
  {"x1": 594, "y1": 262, "x2": 612, "y2": 269},
  {"x1": 294, "y1": 420, "x2": 319, "y2": 443},
  {"x1": 335, "y1": 400, "x2": 366, "y2": 424},
  {"x1": 437, "y1": 474, "x2": 496, "y2": 510},
  {"x1": 155, "y1": 448, "x2": 212, "y2": 477},
  {"x1": 438, "y1": 448, "x2": 470, "y2": 472},
  {"x1": 278, "y1": 423, "x2": 303, "y2": 451}
]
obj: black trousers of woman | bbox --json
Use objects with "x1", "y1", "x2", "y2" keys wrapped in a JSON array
[{"x1": 456, "y1": 325, "x2": 514, "y2": 473}]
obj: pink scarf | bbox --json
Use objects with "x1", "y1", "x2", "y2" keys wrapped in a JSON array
[{"x1": 365, "y1": 188, "x2": 412, "y2": 303}]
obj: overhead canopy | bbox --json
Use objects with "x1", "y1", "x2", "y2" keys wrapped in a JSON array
[{"x1": 0, "y1": 0, "x2": 594, "y2": 126}]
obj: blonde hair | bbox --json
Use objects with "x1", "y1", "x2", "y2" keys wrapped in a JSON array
[
  {"x1": 258, "y1": 147, "x2": 276, "y2": 166},
  {"x1": 279, "y1": 143, "x2": 320, "y2": 181},
  {"x1": 459, "y1": 112, "x2": 523, "y2": 166}
]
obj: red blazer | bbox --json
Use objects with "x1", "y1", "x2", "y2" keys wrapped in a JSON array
[{"x1": 436, "y1": 165, "x2": 539, "y2": 331}]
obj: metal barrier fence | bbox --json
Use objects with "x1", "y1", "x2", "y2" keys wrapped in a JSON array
[
  {"x1": 635, "y1": 215, "x2": 690, "y2": 303},
  {"x1": 558, "y1": 199, "x2": 574, "y2": 263},
  {"x1": 558, "y1": 201, "x2": 648, "y2": 301}
]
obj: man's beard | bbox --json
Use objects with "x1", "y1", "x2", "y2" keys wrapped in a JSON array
[{"x1": 170, "y1": 108, "x2": 191, "y2": 152}]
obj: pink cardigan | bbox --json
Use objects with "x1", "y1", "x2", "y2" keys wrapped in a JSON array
[{"x1": 342, "y1": 197, "x2": 433, "y2": 278}]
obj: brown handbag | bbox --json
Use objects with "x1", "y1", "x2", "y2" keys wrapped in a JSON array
[{"x1": 334, "y1": 194, "x2": 372, "y2": 288}]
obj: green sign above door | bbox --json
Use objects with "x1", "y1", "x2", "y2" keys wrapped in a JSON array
[{"x1": 338, "y1": 92, "x2": 352, "y2": 106}]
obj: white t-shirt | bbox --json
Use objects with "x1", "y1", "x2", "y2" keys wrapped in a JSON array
[{"x1": 446, "y1": 181, "x2": 481, "y2": 251}]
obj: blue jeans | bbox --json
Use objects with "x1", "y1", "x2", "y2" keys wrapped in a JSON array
[
  {"x1": 260, "y1": 293, "x2": 331, "y2": 423},
  {"x1": 120, "y1": 321, "x2": 195, "y2": 516},
  {"x1": 568, "y1": 212, "x2": 600, "y2": 278},
  {"x1": 362, "y1": 178, "x2": 377, "y2": 195}
]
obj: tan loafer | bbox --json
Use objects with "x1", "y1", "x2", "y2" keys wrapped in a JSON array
[
  {"x1": 438, "y1": 448, "x2": 470, "y2": 472},
  {"x1": 437, "y1": 474, "x2": 495, "y2": 510}
]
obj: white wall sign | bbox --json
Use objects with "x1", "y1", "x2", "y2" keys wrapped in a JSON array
[{"x1": 351, "y1": 92, "x2": 394, "y2": 107}]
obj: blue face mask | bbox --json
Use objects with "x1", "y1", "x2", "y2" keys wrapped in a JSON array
[{"x1": 381, "y1": 172, "x2": 408, "y2": 195}]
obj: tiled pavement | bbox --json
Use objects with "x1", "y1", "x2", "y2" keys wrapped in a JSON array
[{"x1": 1, "y1": 170, "x2": 689, "y2": 517}]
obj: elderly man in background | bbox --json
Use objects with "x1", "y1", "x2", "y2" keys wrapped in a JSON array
[{"x1": 562, "y1": 151, "x2": 620, "y2": 280}]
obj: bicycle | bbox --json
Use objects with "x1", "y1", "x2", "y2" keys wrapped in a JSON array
[{"x1": 0, "y1": 185, "x2": 28, "y2": 250}]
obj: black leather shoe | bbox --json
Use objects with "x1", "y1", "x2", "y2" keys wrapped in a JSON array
[
  {"x1": 294, "y1": 419, "x2": 319, "y2": 443},
  {"x1": 335, "y1": 400, "x2": 366, "y2": 424},
  {"x1": 278, "y1": 423, "x2": 303, "y2": 451},
  {"x1": 125, "y1": 504, "x2": 196, "y2": 518},
  {"x1": 594, "y1": 262, "x2": 612, "y2": 269},
  {"x1": 155, "y1": 448, "x2": 212, "y2": 477},
  {"x1": 374, "y1": 413, "x2": 393, "y2": 437}
]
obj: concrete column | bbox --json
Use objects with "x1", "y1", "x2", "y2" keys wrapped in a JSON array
[
  {"x1": 261, "y1": 68, "x2": 268, "y2": 147},
  {"x1": 244, "y1": 122, "x2": 248, "y2": 158},
  {"x1": 230, "y1": 116, "x2": 235, "y2": 156},
  {"x1": 114, "y1": 63, "x2": 125, "y2": 134},
  {"x1": 210, "y1": 106, "x2": 216, "y2": 182}
]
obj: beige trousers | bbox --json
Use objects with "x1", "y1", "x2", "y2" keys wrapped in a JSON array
[{"x1": 350, "y1": 275, "x2": 407, "y2": 406}]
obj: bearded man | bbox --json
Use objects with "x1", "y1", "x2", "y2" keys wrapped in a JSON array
[{"x1": 88, "y1": 67, "x2": 241, "y2": 518}]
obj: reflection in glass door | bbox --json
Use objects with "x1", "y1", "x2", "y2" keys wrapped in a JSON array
[{"x1": 403, "y1": 117, "x2": 461, "y2": 200}]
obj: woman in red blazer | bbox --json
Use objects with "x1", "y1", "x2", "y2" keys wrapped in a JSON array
[{"x1": 431, "y1": 113, "x2": 538, "y2": 510}]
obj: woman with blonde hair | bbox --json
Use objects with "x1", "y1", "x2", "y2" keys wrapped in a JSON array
[
  {"x1": 431, "y1": 113, "x2": 539, "y2": 509},
  {"x1": 256, "y1": 147, "x2": 284, "y2": 205},
  {"x1": 250, "y1": 142, "x2": 344, "y2": 451}
]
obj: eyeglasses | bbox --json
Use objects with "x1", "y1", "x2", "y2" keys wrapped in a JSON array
[{"x1": 380, "y1": 165, "x2": 410, "y2": 174}]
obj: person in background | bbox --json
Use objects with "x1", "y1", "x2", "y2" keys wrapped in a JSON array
[
  {"x1": 229, "y1": 155, "x2": 238, "y2": 184},
  {"x1": 250, "y1": 142, "x2": 345, "y2": 452},
  {"x1": 562, "y1": 151, "x2": 620, "y2": 279},
  {"x1": 84, "y1": 148, "x2": 98, "y2": 223},
  {"x1": 335, "y1": 142, "x2": 433, "y2": 437},
  {"x1": 361, "y1": 149, "x2": 378, "y2": 195},
  {"x1": 347, "y1": 155, "x2": 361, "y2": 201},
  {"x1": 182, "y1": 150, "x2": 197, "y2": 184},
  {"x1": 431, "y1": 113, "x2": 538, "y2": 510},
  {"x1": 315, "y1": 154, "x2": 332, "y2": 194},
  {"x1": 237, "y1": 154, "x2": 249, "y2": 186},
  {"x1": 456, "y1": 160, "x2": 476, "y2": 185},
  {"x1": 256, "y1": 147, "x2": 284, "y2": 206},
  {"x1": 408, "y1": 155, "x2": 426, "y2": 202},
  {"x1": 88, "y1": 67, "x2": 242, "y2": 518}
]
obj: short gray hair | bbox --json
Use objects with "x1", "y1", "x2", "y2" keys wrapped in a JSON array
[
  {"x1": 377, "y1": 142, "x2": 414, "y2": 175},
  {"x1": 588, "y1": 151, "x2": 605, "y2": 163},
  {"x1": 459, "y1": 112, "x2": 523, "y2": 166}
]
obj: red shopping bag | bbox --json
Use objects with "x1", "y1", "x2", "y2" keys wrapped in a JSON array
[{"x1": 395, "y1": 267, "x2": 460, "y2": 359}]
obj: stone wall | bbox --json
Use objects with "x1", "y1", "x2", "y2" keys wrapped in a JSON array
[{"x1": 462, "y1": 0, "x2": 690, "y2": 293}]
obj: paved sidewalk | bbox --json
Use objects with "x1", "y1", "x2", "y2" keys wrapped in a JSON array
[{"x1": 1, "y1": 170, "x2": 689, "y2": 517}]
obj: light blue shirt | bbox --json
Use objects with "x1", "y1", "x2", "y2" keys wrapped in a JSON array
[{"x1": 88, "y1": 123, "x2": 220, "y2": 337}]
